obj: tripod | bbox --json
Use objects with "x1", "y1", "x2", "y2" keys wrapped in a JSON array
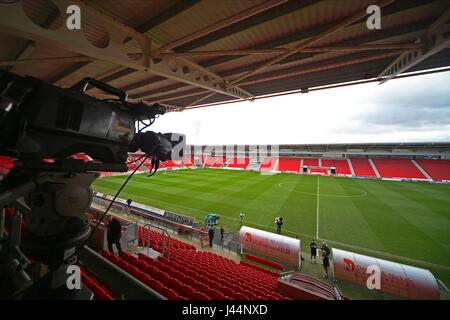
[{"x1": 0, "y1": 159, "x2": 104, "y2": 299}]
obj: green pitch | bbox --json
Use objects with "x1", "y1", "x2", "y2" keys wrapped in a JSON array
[{"x1": 93, "y1": 168, "x2": 450, "y2": 286}]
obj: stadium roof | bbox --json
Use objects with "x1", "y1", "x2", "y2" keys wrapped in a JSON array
[
  {"x1": 189, "y1": 142, "x2": 450, "y2": 156},
  {"x1": 1, "y1": 0, "x2": 449, "y2": 111}
]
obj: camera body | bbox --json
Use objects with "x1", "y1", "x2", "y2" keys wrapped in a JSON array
[{"x1": 0, "y1": 71, "x2": 185, "y2": 168}]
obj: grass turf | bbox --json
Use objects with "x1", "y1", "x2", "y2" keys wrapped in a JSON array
[{"x1": 93, "y1": 168, "x2": 450, "y2": 287}]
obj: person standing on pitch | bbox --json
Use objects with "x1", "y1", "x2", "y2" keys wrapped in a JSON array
[
  {"x1": 239, "y1": 212, "x2": 245, "y2": 226},
  {"x1": 107, "y1": 215, "x2": 123, "y2": 255},
  {"x1": 220, "y1": 225, "x2": 225, "y2": 241},
  {"x1": 320, "y1": 241, "x2": 330, "y2": 257},
  {"x1": 322, "y1": 252, "x2": 330, "y2": 278},
  {"x1": 275, "y1": 216, "x2": 283, "y2": 234},
  {"x1": 126, "y1": 198, "x2": 132, "y2": 216},
  {"x1": 310, "y1": 240, "x2": 318, "y2": 263},
  {"x1": 208, "y1": 227, "x2": 215, "y2": 247}
]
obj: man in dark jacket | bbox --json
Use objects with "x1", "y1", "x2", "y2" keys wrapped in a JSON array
[
  {"x1": 107, "y1": 216, "x2": 122, "y2": 255},
  {"x1": 322, "y1": 254, "x2": 330, "y2": 279},
  {"x1": 208, "y1": 227, "x2": 215, "y2": 247},
  {"x1": 220, "y1": 226, "x2": 225, "y2": 241},
  {"x1": 320, "y1": 242, "x2": 330, "y2": 257},
  {"x1": 275, "y1": 217, "x2": 283, "y2": 234},
  {"x1": 310, "y1": 240, "x2": 318, "y2": 263}
]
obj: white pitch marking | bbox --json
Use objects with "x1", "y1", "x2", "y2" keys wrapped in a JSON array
[
  {"x1": 277, "y1": 182, "x2": 367, "y2": 198},
  {"x1": 316, "y1": 176, "x2": 320, "y2": 239}
]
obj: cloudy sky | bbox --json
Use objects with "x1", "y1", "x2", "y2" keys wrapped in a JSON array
[{"x1": 149, "y1": 70, "x2": 450, "y2": 145}]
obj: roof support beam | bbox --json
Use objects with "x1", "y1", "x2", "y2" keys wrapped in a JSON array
[
  {"x1": 185, "y1": 67, "x2": 450, "y2": 110},
  {"x1": 175, "y1": 0, "x2": 320, "y2": 52},
  {"x1": 0, "y1": 56, "x2": 94, "y2": 67},
  {"x1": 187, "y1": 92, "x2": 218, "y2": 107},
  {"x1": 50, "y1": 0, "x2": 200, "y2": 83},
  {"x1": 89, "y1": 0, "x2": 431, "y2": 91},
  {"x1": 150, "y1": 0, "x2": 289, "y2": 57},
  {"x1": 226, "y1": 0, "x2": 395, "y2": 87},
  {"x1": 131, "y1": 20, "x2": 433, "y2": 101},
  {"x1": 0, "y1": 0, "x2": 253, "y2": 101},
  {"x1": 186, "y1": 0, "x2": 395, "y2": 106},
  {"x1": 156, "y1": 50, "x2": 404, "y2": 106},
  {"x1": 237, "y1": 51, "x2": 405, "y2": 87},
  {"x1": 71, "y1": 0, "x2": 287, "y2": 91},
  {"x1": 378, "y1": 8, "x2": 450, "y2": 83},
  {"x1": 8, "y1": 7, "x2": 60, "y2": 72},
  {"x1": 154, "y1": 89, "x2": 209, "y2": 104},
  {"x1": 156, "y1": 43, "x2": 423, "y2": 58}
]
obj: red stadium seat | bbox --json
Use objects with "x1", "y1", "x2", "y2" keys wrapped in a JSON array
[
  {"x1": 221, "y1": 286, "x2": 235, "y2": 297},
  {"x1": 208, "y1": 289, "x2": 225, "y2": 300},
  {"x1": 178, "y1": 285, "x2": 197, "y2": 299},
  {"x1": 197, "y1": 275, "x2": 209, "y2": 283},
  {"x1": 83, "y1": 277, "x2": 93, "y2": 288},
  {"x1": 183, "y1": 276, "x2": 198, "y2": 288},
  {"x1": 102, "y1": 251, "x2": 112, "y2": 260},
  {"x1": 161, "y1": 287, "x2": 180, "y2": 300},
  {"x1": 166, "y1": 278, "x2": 183, "y2": 292},
  {"x1": 192, "y1": 292, "x2": 211, "y2": 300},
  {"x1": 244, "y1": 290, "x2": 258, "y2": 300},
  {"x1": 91, "y1": 284, "x2": 112, "y2": 300},
  {"x1": 232, "y1": 292, "x2": 249, "y2": 300},
  {"x1": 193, "y1": 282, "x2": 210, "y2": 294},
  {"x1": 157, "y1": 271, "x2": 170, "y2": 285},
  {"x1": 172, "y1": 270, "x2": 184, "y2": 281},
  {"x1": 208, "y1": 281, "x2": 222, "y2": 291},
  {"x1": 148, "y1": 279, "x2": 164, "y2": 293}
]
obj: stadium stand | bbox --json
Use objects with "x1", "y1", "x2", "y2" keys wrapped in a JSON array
[
  {"x1": 181, "y1": 156, "x2": 194, "y2": 167},
  {"x1": 239, "y1": 260, "x2": 280, "y2": 277},
  {"x1": 246, "y1": 160, "x2": 261, "y2": 171},
  {"x1": 278, "y1": 273, "x2": 347, "y2": 300},
  {"x1": 138, "y1": 226, "x2": 196, "y2": 252},
  {"x1": 211, "y1": 156, "x2": 227, "y2": 168},
  {"x1": 161, "y1": 160, "x2": 179, "y2": 168},
  {"x1": 227, "y1": 158, "x2": 250, "y2": 169},
  {"x1": 165, "y1": 250, "x2": 284, "y2": 299},
  {"x1": 321, "y1": 159, "x2": 352, "y2": 175},
  {"x1": 278, "y1": 158, "x2": 301, "y2": 173},
  {"x1": 310, "y1": 168, "x2": 328, "y2": 175},
  {"x1": 80, "y1": 265, "x2": 115, "y2": 300},
  {"x1": 101, "y1": 249, "x2": 287, "y2": 300},
  {"x1": 302, "y1": 158, "x2": 319, "y2": 167},
  {"x1": 371, "y1": 158, "x2": 426, "y2": 179},
  {"x1": 260, "y1": 157, "x2": 278, "y2": 171},
  {"x1": 127, "y1": 154, "x2": 145, "y2": 172},
  {"x1": 349, "y1": 158, "x2": 377, "y2": 177},
  {"x1": 415, "y1": 159, "x2": 450, "y2": 181},
  {"x1": 192, "y1": 155, "x2": 205, "y2": 167},
  {"x1": 244, "y1": 254, "x2": 284, "y2": 271},
  {"x1": 204, "y1": 156, "x2": 218, "y2": 167}
]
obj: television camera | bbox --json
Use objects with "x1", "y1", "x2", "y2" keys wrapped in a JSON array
[{"x1": 0, "y1": 71, "x2": 185, "y2": 299}]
